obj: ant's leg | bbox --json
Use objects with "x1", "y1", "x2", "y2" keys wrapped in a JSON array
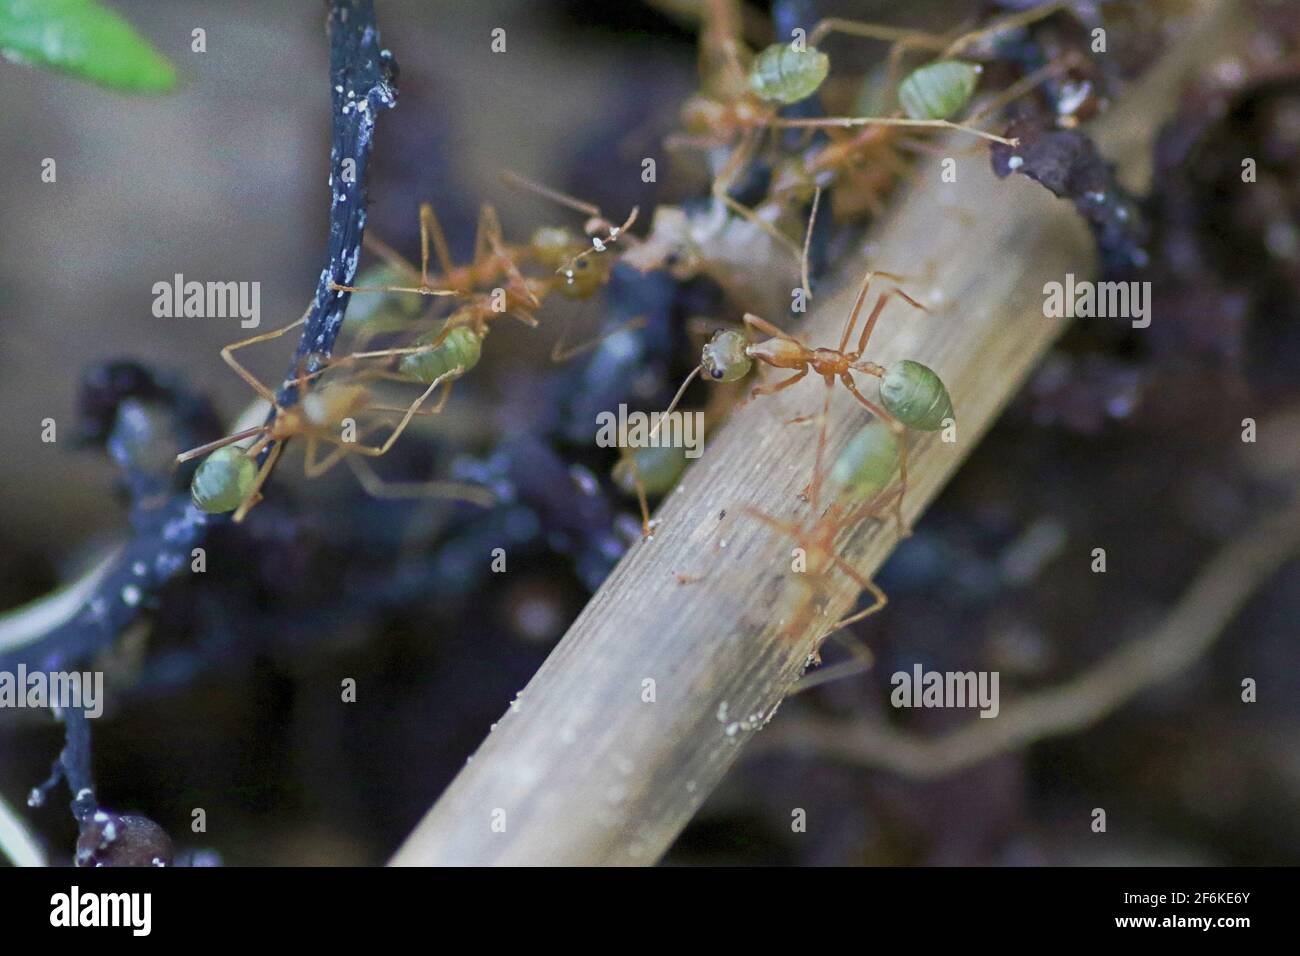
[
  {"x1": 499, "y1": 307, "x2": 539, "y2": 330},
  {"x1": 839, "y1": 373, "x2": 902, "y2": 432},
  {"x1": 420, "y1": 202, "x2": 455, "y2": 286},
  {"x1": 348, "y1": 376, "x2": 453, "y2": 458},
  {"x1": 806, "y1": 18, "x2": 946, "y2": 97},
  {"x1": 890, "y1": 3, "x2": 1071, "y2": 104},
  {"x1": 220, "y1": 307, "x2": 310, "y2": 402},
  {"x1": 367, "y1": 377, "x2": 455, "y2": 419},
  {"x1": 816, "y1": 1, "x2": 1069, "y2": 93},
  {"x1": 808, "y1": 18, "x2": 948, "y2": 51},
  {"x1": 799, "y1": 186, "x2": 822, "y2": 301},
  {"x1": 711, "y1": 128, "x2": 759, "y2": 201},
  {"x1": 473, "y1": 204, "x2": 503, "y2": 275},
  {"x1": 290, "y1": 348, "x2": 414, "y2": 390},
  {"x1": 854, "y1": 285, "x2": 927, "y2": 357},
  {"x1": 478, "y1": 203, "x2": 541, "y2": 310},
  {"x1": 960, "y1": 51, "x2": 1086, "y2": 130},
  {"x1": 331, "y1": 208, "x2": 458, "y2": 296},
  {"x1": 307, "y1": 380, "x2": 456, "y2": 484},
  {"x1": 693, "y1": 0, "x2": 751, "y2": 110},
  {"x1": 895, "y1": 136, "x2": 986, "y2": 158},
  {"x1": 743, "y1": 367, "x2": 807, "y2": 406},
  {"x1": 939, "y1": 2, "x2": 1068, "y2": 59},
  {"x1": 500, "y1": 171, "x2": 601, "y2": 219},
  {"x1": 740, "y1": 506, "x2": 801, "y2": 541},
  {"x1": 305, "y1": 421, "x2": 399, "y2": 479},
  {"x1": 839, "y1": 268, "x2": 877, "y2": 353},
  {"x1": 775, "y1": 114, "x2": 1017, "y2": 146},
  {"x1": 717, "y1": 192, "x2": 804, "y2": 264},
  {"x1": 363, "y1": 399, "x2": 445, "y2": 417},
  {"x1": 474, "y1": 203, "x2": 539, "y2": 307},
  {"x1": 361, "y1": 231, "x2": 422, "y2": 283},
  {"x1": 427, "y1": 379, "x2": 455, "y2": 416},
  {"x1": 303, "y1": 433, "x2": 352, "y2": 478},
  {"x1": 176, "y1": 425, "x2": 266, "y2": 464},
  {"x1": 617, "y1": 446, "x2": 655, "y2": 540},
  {"x1": 828, "y1": 627, "x2": 875, "y2": 668},
  {"x1": 790, "y1": 643, "x2": 875, "y2": 694},
  {"x1": 330, "y1": 280, "x2": 459, "y2": 298},
  {"x1": 551, "y1": 315, "x2": 648, "y2": 364},
  {"x1": 232, "y1": 442, "x2": 285, "y2": 524},
  {"x1": 345, "y1": 455, "x2": 495, "y2": 507},
  {"x1": 882, "y1": 34, "x2": 949, "y2": 104},
  {"x1": 708, "y1": 130, "x2": 803, "y2": 265},
  {"x1": 742, "y1": 312, "x2": 803, "y2": 344},
  {"x1": 826, "y1": 555, "x2": 888, "y2": 631},
  {"x1": 663, "y1": 131, "x2": 728, "y2": 153},
  {"x1": 808, "y1": 381, "x2": 835, "y2": 514}
]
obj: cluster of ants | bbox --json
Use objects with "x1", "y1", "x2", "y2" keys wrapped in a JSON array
[{"x1": 179, "y1": 1, "x2": 1077, "y2": 646}]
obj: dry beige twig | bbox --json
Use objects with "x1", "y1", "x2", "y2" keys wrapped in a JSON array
[{"x1": 392, "y1": 0, "x2": 1238, "y2": 866}]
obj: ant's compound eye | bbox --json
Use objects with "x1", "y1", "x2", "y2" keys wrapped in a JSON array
[{"x1": 710, "y1": 368, "x2": 724, "y2": 380}]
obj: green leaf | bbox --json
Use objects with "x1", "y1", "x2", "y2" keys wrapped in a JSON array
[{"x1": 0, "y1": 0, "x2": 177, "y2": 92}]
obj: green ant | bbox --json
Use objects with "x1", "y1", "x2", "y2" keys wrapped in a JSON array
[
  {"x1": 744, "y1": 415, "x2": 904, "y2": 649},
  {"x1": 177, "y1": 308, "x2": 492, "y2": 521},
  {"x1": 665, "y1": 0, "x2": 1038, "y2": 278},
  {"x1": 685, "y1": 1, "x2": 1076, "y2": 238},
  {"x1": 651, "y1": 189, "x2": 953, "y2": 536}
]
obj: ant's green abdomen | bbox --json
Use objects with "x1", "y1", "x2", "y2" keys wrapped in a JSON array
[
  {"x1": 879, "y1": 359, "x2": 953, "y2": 431},
  {"x1": 613, "y1": 445, "x2": 689, "y2": 498},
  {"x1": 829, "y1": 418, "x2": 899, "y2": 503},
  {"x1": 399, "y1": 326, "x2": 482, "y2": 384},
  {"x1": 191, "y1": 446, "x2": 257, "y2": 514},
  {"x1": 898, "y1": 60, "x2": 980, "y2": 121},
  {"x1": 749, "y1": 43, "x2": 829, "y2": 105}
]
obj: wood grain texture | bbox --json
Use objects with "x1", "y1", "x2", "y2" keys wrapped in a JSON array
[{"x1": 392, "y1": 0, "x2": 1234, "y2": 866}]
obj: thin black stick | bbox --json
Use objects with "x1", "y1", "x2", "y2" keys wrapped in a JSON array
[
  {"x1": 284, "y1": 0, "x2": 396, "y2": 389},
  {"x1": 6, "y1": 0, "x2": 398, "y2": 826},
  {"x1": 263, "y1": 0, "x2": 398, "y2": 453}
]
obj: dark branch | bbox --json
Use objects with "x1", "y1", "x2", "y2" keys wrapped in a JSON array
[
  {"x1": 278, "y1": 0, "x2": 398, "y2": 404},
  {"x1": 7, "y1": 0, "x2": 398, "y2": 827}
]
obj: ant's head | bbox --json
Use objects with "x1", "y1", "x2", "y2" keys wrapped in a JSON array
[
  {"x1": 558, "y1": 254, "x2": 611, "y2": 300},
  {"x1": 701, "y1": 329, "x2": 752, "y2": 382}
]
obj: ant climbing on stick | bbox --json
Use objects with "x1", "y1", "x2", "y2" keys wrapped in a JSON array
[
  {"x1": 647, "y1": 189, "x2": 953, "y2": 537},
  {"x1": 330, "y1": 177, "x2": 640, "y2": 362},
  {"x1": 175, "y1": 308, "x2": 491, "y2": 522},
  {"x1": 744, "y1": 416, "x2": 904, "y2": 648},
  {"x1": 670, "y1": 0, "x2": 1031, "y2": 247}
]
